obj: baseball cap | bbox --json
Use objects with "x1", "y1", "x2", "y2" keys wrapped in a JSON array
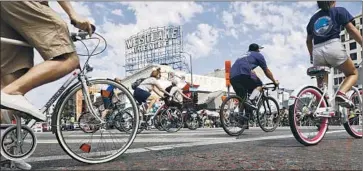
[{"x1": 248, "y1": 43, "x2": 264, "y2": 52}]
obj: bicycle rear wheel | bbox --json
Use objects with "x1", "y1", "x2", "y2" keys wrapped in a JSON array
[
  {"x1": 289, "y1": 86, "x2": 328, "y2": 146},
  {"x1": 54, "y1": 79, "x2": 139, "y2": 164},
  {"x1": 219, "y1": 95, "x2": 246, "y2": 136},
  {"x1": 257, "y1": 96, "x2": 280, "y2": 132}
]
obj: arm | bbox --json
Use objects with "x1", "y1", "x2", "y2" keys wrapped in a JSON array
[
  {"x1": 178, "y1": 90, "x2": 191, "y2": 100},
  {"x1": 306, "y1": 35, "x2": 313, "y2": 64},
  {"x1": 154, "y1": 83, "x2": 172, "y2": 97},
  {"x1": 264, "y1": 68, "x2": 278, "y2": 84},
  {"x1": 345, "y1": 23, "x2": 362, "y2": 47},
  {"x1": 57, "y1": 1, "x2": 93, "y2": 36}
]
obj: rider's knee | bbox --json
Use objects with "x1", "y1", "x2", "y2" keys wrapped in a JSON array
[{"x1": 54, "y1": 52, "x2": 80, "y2": 70}]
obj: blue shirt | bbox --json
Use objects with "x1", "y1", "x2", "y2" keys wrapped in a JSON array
[
  {"x1": 306, "y1": 7, "x2": 353, "y2": 45},
  {"x1": 230, "y1": 51, "x2": 267, "y2": 79}
]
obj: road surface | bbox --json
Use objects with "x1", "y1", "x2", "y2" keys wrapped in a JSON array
[{"x1": 1, "y1": 126, "x2": 362, "y2": 170}]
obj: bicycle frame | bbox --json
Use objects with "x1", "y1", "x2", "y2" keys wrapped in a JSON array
[
  {"x1": 0, "y1": 37, "x2": 105, "y2": 131},
  {"x1": 288, "y1": 69, "x2": 363, "y2": 124}
]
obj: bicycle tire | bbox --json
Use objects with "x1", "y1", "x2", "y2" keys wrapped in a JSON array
[
  {"x1": 219, "y1": 95, "x2": 246, "y2": 136},
  {"x1": 54, "y1": 79, "x2": 139, "y2": 164},
  {"x1": 161, "y1": 107, "x2": 183, "y2": 133},
  {"x1": 288, "y1": 86, "x2": 328, "y2": 146},
  {"x1": 343, "y1": 89, "x2": 362, "y2": 138},
  {"x1": 256, "y1": 96, "x2": 280, "y2": 132}
]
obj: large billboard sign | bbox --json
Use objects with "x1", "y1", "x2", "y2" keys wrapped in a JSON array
[
  {"x1": 124, "y1": 26, "x2": 187, "y2": 75},
  {"x1": 125, "y1": 27, "x2": 180, "y2": 54}
]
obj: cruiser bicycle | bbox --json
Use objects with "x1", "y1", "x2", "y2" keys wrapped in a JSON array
[
  {"x1": 0, "y1": 25, "x2": 139, "y2": 168},
  {"x1": 288, "y1": 65, "x2": 362, "y2": 146},
  {"x1": 220, "y1": 83, "x2": 281, "y2": 136}
]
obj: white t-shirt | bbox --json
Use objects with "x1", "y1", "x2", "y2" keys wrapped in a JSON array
[
  {"x1": 138, "y1": 77, "x2": 159, "y2": 92},
  {"x1": 169, "y1": 86, "x2": 183, "y2": 102}
]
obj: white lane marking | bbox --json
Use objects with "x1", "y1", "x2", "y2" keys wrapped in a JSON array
[{"x1": 25, "y1": 130, "x2": 347, "y2": 163}]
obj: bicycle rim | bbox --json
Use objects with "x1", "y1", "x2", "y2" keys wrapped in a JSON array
[
  {"x1": 55, "y1": 79, "x2": 139, "y2": 164},
  {"x1": 343, "y1": 90, "x2": 362, "y2": 138},
  {"x1": 219, "y1": 95, "x2": 245, "y2": 136},
  {"x1": 257, "y1": 96, "x2": 280, "y2": 132},
  {"x1": 289, "y1": 86, "x2": 328, "y2": 146}
]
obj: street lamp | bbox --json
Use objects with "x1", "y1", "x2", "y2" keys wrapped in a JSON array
[{"x1": 181, "y1": 51, "x2": 193, "y2": 87}]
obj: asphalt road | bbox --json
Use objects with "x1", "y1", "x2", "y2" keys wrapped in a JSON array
[{"x1": 1, "y1": 126, "x2": 362, "y2": 170}]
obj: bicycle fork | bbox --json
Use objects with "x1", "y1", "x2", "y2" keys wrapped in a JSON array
[{"x1": 79, "y1": 75, "x2": 105, "y2": 124}]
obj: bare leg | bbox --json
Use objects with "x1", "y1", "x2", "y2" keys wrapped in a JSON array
[
  {"x1": 146, "y1": 95, "x2": 158, "y2": 113},
  {"x1": 1, "y1": 69, "x2": 28, "y2": 124},
  {"x1": 336, "y1": 58, "x2": 358, "y2": 93},
  {"x1": 2, "y1": 52, "x2": 79, "y2": 95}
]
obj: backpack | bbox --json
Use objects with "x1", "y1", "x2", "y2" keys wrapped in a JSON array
[{"x1": 131, "y1": 78, "x2": 146, "y2": 90}]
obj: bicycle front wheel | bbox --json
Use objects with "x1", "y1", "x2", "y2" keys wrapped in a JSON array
[
  {"x1": 256, "y1": 96, "x2": 280, "y2": 132},
  {"x1": 54, "y1": 79, "x2": 139, "y2": 164}
]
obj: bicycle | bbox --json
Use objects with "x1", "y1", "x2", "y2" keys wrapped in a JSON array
[
  {"x1": 219, "y1": 83, "x2": 281, "y2": 136},
  {"x1": 288, "y1": 65, "x2": 362, "y2": 146},
  {"x1": 123, "y1": 98, "x2": 178, "y2": 134},
  {"x1": 0, "y1": 25, "x2": 140, "y2": 167}
]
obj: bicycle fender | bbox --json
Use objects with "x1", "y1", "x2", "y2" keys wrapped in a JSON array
[{"x1": 287, "y1": 84, "x2": 318, "y2": 107}]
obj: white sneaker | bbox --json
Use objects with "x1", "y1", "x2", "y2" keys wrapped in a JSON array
[
  {"x1": 13, "y1": 160, "x2": 32, "y2": 170},
  {"x1": 0, "y1": 92, "x2": 45, "y2": 121}
]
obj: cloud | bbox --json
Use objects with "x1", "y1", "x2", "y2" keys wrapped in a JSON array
[
  {"x1": 111, "y1": 9, "x2": 123, "y2": 17},
  {"x1": 185, "y1": 24, "x2": 219, "y2": 59},
  {"x1": 220, "y1": 2, "x2": 317, "y2": 90}
]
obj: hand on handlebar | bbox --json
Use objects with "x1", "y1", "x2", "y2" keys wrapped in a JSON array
[
  {"x1": 273, "y1": 80, "x2": 279, "y2": 91},
  {"x1": 70, "y1": 15, "x2": 94, "y2": 37}
]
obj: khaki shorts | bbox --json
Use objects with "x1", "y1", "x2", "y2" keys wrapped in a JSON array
[
  {"x1": 0, "y1": 1, "x2": 75, "y2": 77},
  {"x1": 312, "y1": 38, "x2": 348, "y2": 68}
]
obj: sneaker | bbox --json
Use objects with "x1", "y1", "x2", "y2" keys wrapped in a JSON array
[
  {"x1": 13, "y1": 160, "x2": 32, "y2": 170},
  {"x1": 0, "y1": 92, "x2": 45, "y2": 121},
  {"x1": 335, "y1": 91, "x2": 354, "y2": 108}
]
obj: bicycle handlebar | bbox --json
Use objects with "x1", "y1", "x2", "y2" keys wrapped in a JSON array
[
  {"x1": 70, "y1": 21, "x2": 96, "y2": 41},
  {"x1": 263, "y1": 82, "x2": 279, "y2": 91}
]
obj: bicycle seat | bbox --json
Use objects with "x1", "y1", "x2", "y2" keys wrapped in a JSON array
[{"x1": 307, "y1": 66, "x2": 330, "y2": 76}]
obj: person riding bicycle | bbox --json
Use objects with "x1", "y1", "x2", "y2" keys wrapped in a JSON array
[
  {"x1": 165, "y1": 79, "x2": 191, "y2": 109},
  {"x1": 306, "y1": 1, "x2": 362, "y2": 107},
  {"x1": 230, "y1": 43, "x2": 279, "y2": 109},
  {"x1": 100, "y1": 77, "x2": 121, "y2": 120},
  {"x1": 133, "y1": 67, "x2": 172, "y2": 114},
  {"x1": 0, "y1": 2, "x2": 93, "y2": 170}
]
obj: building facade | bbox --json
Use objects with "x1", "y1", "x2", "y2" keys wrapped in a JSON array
[{"x1": 333, "y1": 14, "x2": 363, "y2": 91}]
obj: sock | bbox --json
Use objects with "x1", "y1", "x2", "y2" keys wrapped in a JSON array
[{"x1": 249, "y1": 89, "x2": 261, "y2": 101}]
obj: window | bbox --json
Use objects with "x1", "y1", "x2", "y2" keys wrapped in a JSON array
[
  {"x1": 360, "y1": 29, "x2": 362, "y2": 36},
  {"x1": 350, "y1": 42, "x2": 357, "y2": 50},
  {"x1": 360, "y1": 18, "x2": 362, "y2": 25},
  {"x1": 343, "y1": 44, "x2": 346, "y2": 49},
  {"x1": 350, "y1": 53, "x2": 357, "y2": 60},
  {"x1": 339, "y1": 77, "x2": 343, "y2": 84},
  {"x1": 334, "y1": 68, "x2": 338, "y2": 74},
  {"x1": 334, "y1": 78, "x2": 338, "y2": 85},
  {"x1": 340, "y1": 35, "x2": 345, "y2": 42},
  {"x1": 352, "y1": 20, "x2": 356, "y2": 26}
]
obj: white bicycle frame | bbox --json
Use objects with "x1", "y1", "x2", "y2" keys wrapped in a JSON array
[
  {"x1": 288, "y1": 66, "x2": 363, "y2": 124},
  {"x1": 0, "y1": 37, "x2": 105, "y2": 130}
]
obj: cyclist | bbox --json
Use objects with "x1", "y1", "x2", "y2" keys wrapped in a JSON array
[
  {"x1": 306, "y1": 1, "x2": 362, "y2": 107},
  {"x1": 166, "y1": 79, "x2": 191, "y2": 108},
  {"x1": 100, "y1": 77, "x2": 122, "y2": 120},
  {"x1": 133, "y1": 67, "x2": 172, "y2": 114},
  {"x1": 0, "y1": 1, "x2": 92, "y2": 170},
  {"x1": 230, "y1": 43, "x2": 279, "y2": 109}
]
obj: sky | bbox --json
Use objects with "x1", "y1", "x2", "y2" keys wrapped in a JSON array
[{"x1": 27, "y1": 1, "x2": 362, "y2": 108}]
